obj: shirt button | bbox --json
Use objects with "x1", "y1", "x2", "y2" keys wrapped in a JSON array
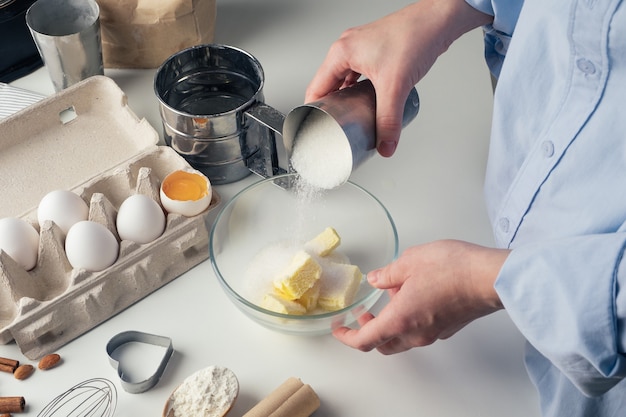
[
  {"x1": 576, "y1": 58, "x2": 596, "y2": 75},
  {"x1": 541, "y1": 141, "x2": 554, "y2": 157},
  {"x1": 498, "y1": 217, "x2": 510, "y2": 233}
]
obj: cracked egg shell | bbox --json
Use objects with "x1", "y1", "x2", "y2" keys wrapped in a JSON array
[{"x1": 160, "y1": 170, "x2": 212, "y2": 217}]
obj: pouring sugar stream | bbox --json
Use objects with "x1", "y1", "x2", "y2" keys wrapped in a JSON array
[
  {"x1": 238, "y1": 81, "x2": 419, "y2": 318},
  {"x1": 207, "y1": 76, "x2": 415, "y2": 330}
]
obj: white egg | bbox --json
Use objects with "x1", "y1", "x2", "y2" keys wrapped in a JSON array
[
  {"x1": 0, "y1": 217, "x2": 40, "y2": 271},
  {"x1": 38, "y1": 190, "x2": 89, "y2": 234},
  {"x1": 65, "y1": 221, "x2": 119, "y2": 271},
  {"x1": 160, "y1": 170, "x2": 212, "y2": 217},
  {"x1": 116, "y1": 194, "x2": 166, "y2": 244}
]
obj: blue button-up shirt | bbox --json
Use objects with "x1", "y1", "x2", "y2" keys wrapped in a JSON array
[{"x1": 465, "y1": 0, "x2": 626, "y2": 415}]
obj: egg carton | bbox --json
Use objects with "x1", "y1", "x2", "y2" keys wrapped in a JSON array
[{"x1": 0, "y1": 76, "x2": 220, "y2": 359}]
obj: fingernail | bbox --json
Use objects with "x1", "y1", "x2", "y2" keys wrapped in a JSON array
[
  {"x1": 378, "y1": 140, "x2": 397, "y2": 157},
  {"x1": 367, "y1": 271, "x2": 378, "y2": 284}
]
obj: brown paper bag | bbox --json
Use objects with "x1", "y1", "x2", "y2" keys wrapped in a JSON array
[{"x1": 96, "y1": 0, "x2": 216, "y2": 69}]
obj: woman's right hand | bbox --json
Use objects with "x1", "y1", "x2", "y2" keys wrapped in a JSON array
[
  {"x1": 332, "y1": 240, "x2": 508, "y2": 354},
  {"x1": 305, "y1": 0, "x2": 492, "y2": 157}
]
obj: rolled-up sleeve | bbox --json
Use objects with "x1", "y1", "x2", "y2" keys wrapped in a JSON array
[
  {"x1": 464, "y1": 0, "x2": 524, "y2": 77},
  {"x1": 464, "y1": 0, "x2": 524, "y2": 28}
]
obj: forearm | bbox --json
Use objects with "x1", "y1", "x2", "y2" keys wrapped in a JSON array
[
  {"x1": 466, "y1": 242, "x2": 508, "y2": 311},
  {"x1": 375, "y1": 0, "x2": 493, "y2": 80},
  {"x1": 414, "y1": 0, "x2": 494, "y2": 52}
]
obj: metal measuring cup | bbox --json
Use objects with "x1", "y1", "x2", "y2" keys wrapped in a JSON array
[
  {"x1": 154, "y1": 44, "x2": 419, "y2": 185},
  {"x1": 284, "y1": 79, "x2": 420, "y2": 188}
]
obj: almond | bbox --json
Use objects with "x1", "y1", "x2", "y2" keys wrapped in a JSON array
[
  {"x1": 38, "y1": 353, "x2": 61, "y2": 370},
  {"x1": 13, "y1": 364, "x2": 34, "y2": 380}
]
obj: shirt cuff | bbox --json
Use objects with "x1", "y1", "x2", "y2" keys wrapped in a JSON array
[{"x1": 495, "y1": 233, "x2": 626, "y2": 396}]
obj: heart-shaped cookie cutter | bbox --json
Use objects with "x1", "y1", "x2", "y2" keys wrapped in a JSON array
[{"x1": 106, "y1": 330, "x2": 174, "y2": 394}]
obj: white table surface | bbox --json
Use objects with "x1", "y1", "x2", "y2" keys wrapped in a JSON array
[{"x1": 3, "y1": 0, "x2": 541, "y2": 415}]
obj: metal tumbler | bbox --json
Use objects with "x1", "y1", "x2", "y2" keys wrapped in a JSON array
[
  {"x1": 26, "y1": 0, "x2": 103, "y2": 92},
  {"x1": 284, "y1": 80, "x2": 420, "y2": 188}
]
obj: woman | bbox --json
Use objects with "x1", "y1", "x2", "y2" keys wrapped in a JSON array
[{"x1": 307, "y1": 0, "x2": 626, "y2": 416}]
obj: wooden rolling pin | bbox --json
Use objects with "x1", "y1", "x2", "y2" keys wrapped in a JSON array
[{"x1": 243, "y1": 377, "x2": 320, "y2": 417}]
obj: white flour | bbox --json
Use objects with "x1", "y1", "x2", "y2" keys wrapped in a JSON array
[
  {"x1": 171, "y1": 366, "x2": 238, "y2": 417},
  {"x1": 290, "y1": 109, "x2": 353, "y2": 190}
]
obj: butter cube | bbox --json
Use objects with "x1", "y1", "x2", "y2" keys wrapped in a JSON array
[
  {"x1": 318, "y1": 262, "x2": 363, "y2": 311},
  {"x1": 305, "y1": 227, "x2": 341, "y2": 257},
  {"x1": 261, "y1": 293, "x2": 307, "y2": 315},
  {"x1": 297, "y1": 280, "x2": 321, "y2": 312},
  {"x1": 273, "y1": 250, "x2": 321, "y2": 300}
]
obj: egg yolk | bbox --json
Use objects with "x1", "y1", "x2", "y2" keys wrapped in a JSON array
[{"x1": 162, "y1": 171, "x2": 208, "y2": 201}]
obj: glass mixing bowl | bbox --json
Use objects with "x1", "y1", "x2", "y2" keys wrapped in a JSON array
[{"x1": 209, "y1": 173, "x2": 398, "y2": 335}]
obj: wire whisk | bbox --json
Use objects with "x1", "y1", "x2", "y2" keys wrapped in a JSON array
[{"x1": 37, "y1": 377, "x2": 117, "y2": 417}]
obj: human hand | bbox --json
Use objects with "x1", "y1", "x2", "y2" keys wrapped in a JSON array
[
  {"x1": 305, "y1": 0, "x2": 492, "y2": 157},
  {"x1": 332, "y1": 240, "x2": 508, "y2": 354}
]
